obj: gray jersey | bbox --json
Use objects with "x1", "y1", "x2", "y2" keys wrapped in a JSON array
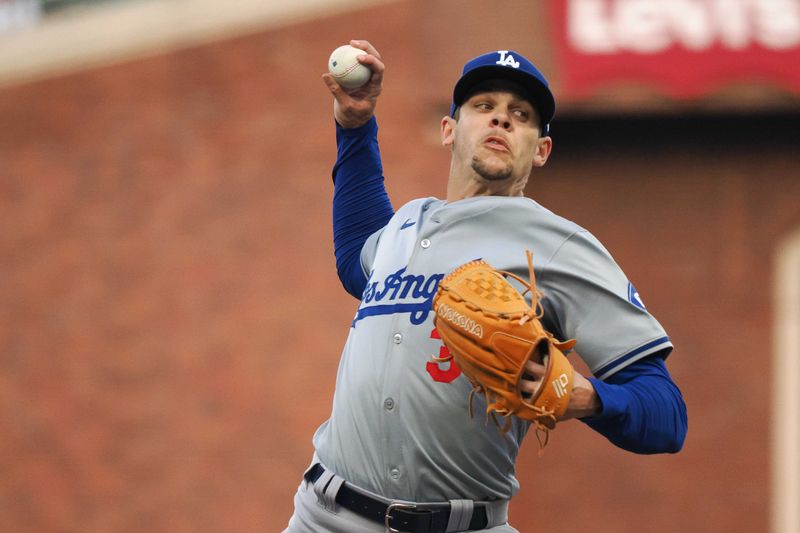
[{"x1": 312, "y1": 195, "x2": 671, "y2": 502}]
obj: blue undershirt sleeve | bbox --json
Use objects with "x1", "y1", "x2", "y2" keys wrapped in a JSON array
[
  {"x1": 581, "y1": 353, "x2": 688, "y2": 454},
  {"x1": 331, "y1": 117, "x2": 395, "y2": 298}
]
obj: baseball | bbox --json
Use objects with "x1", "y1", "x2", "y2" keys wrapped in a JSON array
[{"x1": 328, "y1": 45, "x2": 371, "y2": 89}]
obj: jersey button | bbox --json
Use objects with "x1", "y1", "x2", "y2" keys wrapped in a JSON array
[
  {"x1": 393, "y1": 333, "x2": 403, "y2": 344},
  {"x1": 420, "y1": 238, "x2": 431, "y2": 249},
  {"x1": 384, "y1": 398, "x2": 395, "y2": 410},
  {"x1": 390, "y1": 468, "x2": 400, "y2": 479}
]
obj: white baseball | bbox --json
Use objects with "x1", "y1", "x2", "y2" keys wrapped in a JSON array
[{"x1": 328, "y1": 45, "x2": 371, "y2": 89}]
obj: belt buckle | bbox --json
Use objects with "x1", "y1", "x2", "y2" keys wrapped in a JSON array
[{"x1": 385, "y1": 502, "x2": 416, "y2": 533}]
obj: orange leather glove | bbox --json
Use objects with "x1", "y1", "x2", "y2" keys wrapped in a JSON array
[{"x1": 433, "y1": 250, "x2": 576, "y2": 449}]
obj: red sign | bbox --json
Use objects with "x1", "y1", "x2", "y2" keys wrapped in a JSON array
[{"x1": 552, "y1": 0, "x2": 800, "y2": 99}]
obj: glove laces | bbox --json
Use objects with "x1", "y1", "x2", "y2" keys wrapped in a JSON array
[{"x1": 500, "y1": 249, "x2": 544, "y2": 326}]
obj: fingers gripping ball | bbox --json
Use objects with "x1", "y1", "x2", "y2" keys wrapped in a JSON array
[
  {"x1": 328, "y1": 45, "x2": 371, "y2": 89},
  {"x1": 432, "y1": 250, "x2": 577, "y2": 450}
]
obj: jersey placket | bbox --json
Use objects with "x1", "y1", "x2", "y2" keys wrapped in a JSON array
[
  {"x1": 378, "y1": 310, "x2": 409, "y2": 496},
  {"x1": 378, "y1": 213, "x2": 436, "y2": 498}
]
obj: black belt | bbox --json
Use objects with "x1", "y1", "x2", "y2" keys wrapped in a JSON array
[{"x1": 303, "y1": 464, "x2": 489, "y2": 533}]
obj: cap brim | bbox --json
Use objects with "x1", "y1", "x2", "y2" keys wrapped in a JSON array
[{"x1": 452, "y1": 65, "x2": 555, "y2": 126}]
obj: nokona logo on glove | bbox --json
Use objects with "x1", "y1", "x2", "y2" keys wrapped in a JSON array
[{"x1": 437, "y1": 303, "x2": 484, "y2": 338}]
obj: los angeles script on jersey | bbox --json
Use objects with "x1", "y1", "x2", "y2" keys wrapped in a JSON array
[{"x1": 352, "y1": 267, "x2": 445, "y2": 326}]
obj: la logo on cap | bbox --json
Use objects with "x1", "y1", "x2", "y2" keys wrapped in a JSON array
[{"x1": 495, "y1": 51, "x2": 520, "y2": 68}]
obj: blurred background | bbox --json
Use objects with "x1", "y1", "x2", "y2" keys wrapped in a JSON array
[{"x1": 1, "y1": 0, "x2": 800, "y2": 531}]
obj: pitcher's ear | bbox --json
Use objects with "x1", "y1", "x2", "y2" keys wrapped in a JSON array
[
  {"x1": 533, "y1": 136, "x2": 552, "y2": 167},
  {"x1": 441, "y1": 116, "x2": 456, "y2": 147}
]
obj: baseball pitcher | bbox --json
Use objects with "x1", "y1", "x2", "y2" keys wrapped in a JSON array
[{"x1": 283, "y1": 41, "x2": 687, "y2": 533}]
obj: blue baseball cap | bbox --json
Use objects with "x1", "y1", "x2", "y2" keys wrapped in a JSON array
[{"x1": 450, "y1": 50, "x2": 555, "y2": 135}]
